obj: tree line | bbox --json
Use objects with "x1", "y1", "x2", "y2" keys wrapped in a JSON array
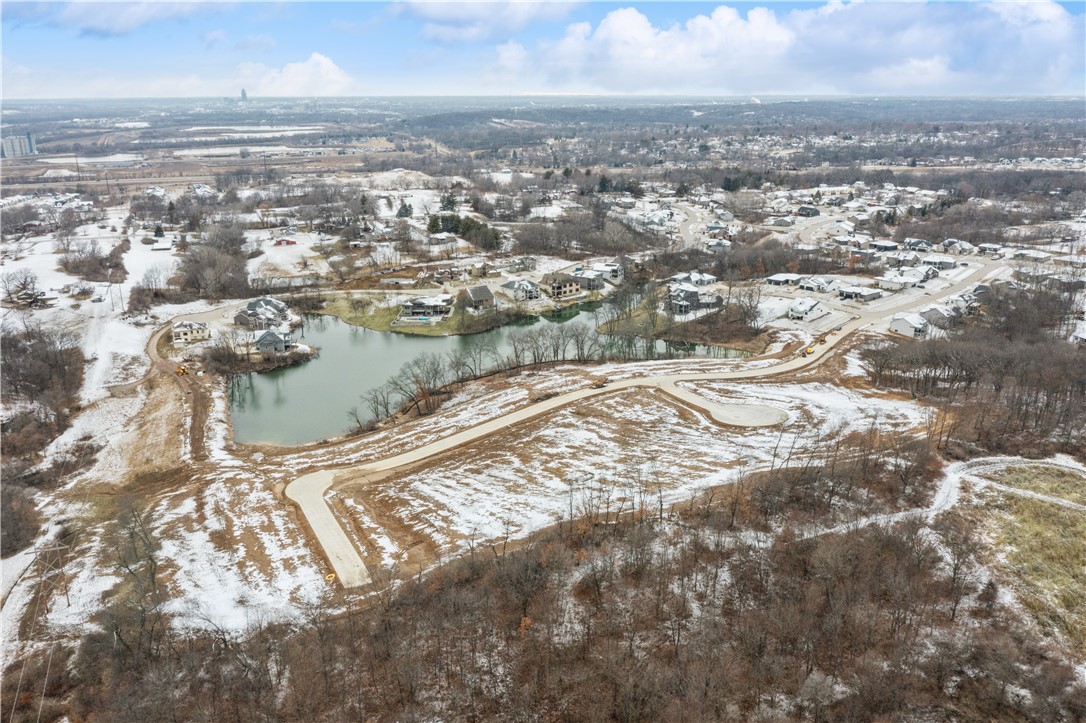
[
  {"x1": 862, "y1": 286, "x2": 1086, "y2": 455},
  {"x1": 9, "y1": 430, "x2": 1083, "y2": 721},
  {"x1": 0, "y1": 320, "x2": 85, "y2": 556}
]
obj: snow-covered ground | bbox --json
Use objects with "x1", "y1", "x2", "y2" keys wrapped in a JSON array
[{"x1": 331, "y1": 381, "x2": 935, "y2": 566}]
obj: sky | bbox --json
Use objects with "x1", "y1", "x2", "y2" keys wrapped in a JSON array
[{"x1": 2, "y1": 1, "x2": 1084, "y2": 99}]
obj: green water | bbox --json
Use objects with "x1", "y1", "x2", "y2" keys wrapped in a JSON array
[{"x1": 229, "y1": 306, "x2": 748, "y2": 445}]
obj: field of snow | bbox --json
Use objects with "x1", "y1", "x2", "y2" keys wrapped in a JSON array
[
  {"x1": 333, "y1": 381, "x2": 934, "y2": 565},
  {"x1": 39, "y1": 153, "x2": 143, "y2": 165},
  {"x1": 172, "y1": 145, "x2": 292, "y2": 158},
  {"x1": 153, "y1": 477, "x2": 328, "y2": 631},
  {"x1": 361, "y1": 169, "x2": 448, "y2": 191},
  {"x1": 246, "y1": 230, "x2": 331, "y2": 278},
  {"x1": 372, "y1": 189, "x2": 441, "y2": 219}
]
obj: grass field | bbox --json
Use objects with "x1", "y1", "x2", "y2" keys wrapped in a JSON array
[
  {"x1": 982, "y1": 488, "x2": 1086, "y2": 656},
  {"x1": 320, "y1": 297, "x2": 451, "y2": 337},
  {"x1": 993, "y1": 465, "x2": 1086, "y2": 506}
]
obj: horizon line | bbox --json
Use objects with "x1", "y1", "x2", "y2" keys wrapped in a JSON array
[{"x1": 4, "y1": 93, "x2": 1086, "y2": 103}]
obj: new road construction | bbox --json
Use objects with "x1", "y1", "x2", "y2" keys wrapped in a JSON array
[{"x1": 285, "y1": 258, "x2": 999, "y2": 588}]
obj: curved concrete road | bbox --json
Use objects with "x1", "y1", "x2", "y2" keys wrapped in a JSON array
[
  {"x1": 286, "y1": 258, "x2": 999, "y2": 588},
  {"x1": 285, "y1": 319, "x2": 850, "y2": 588}
]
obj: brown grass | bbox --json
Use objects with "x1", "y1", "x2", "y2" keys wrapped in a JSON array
[{"x1": 982, "y1": 489, "x2": 1086, "y2": 656}]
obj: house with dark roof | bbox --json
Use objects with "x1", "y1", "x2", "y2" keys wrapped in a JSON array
[
  {"x1": 461, "y1": 285, "x2": 494, "y2": 310},
  {"x1": 501, "y1": 278, "x2": 541, "y2": 301},
  {"x1": 666, "y1": 283, "x2": 722, "y2": 315},
  {"x1": 254, "y1": 328, "x2": 291, "y2": 353},
  {"x1": 540, "y1": 273, "x2": 581, "y2": 299},
  {"x1": 234, "y1": 297, "x2": 290, "y2": 329}
]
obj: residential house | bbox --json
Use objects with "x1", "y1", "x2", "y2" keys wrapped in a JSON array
[
  {"x1": 671, "y1": 271, "x2": 717, "y2": 286},
  {"x1": 884, "y1": 250, "x2": 921, "y2": 267},
  {"x1": 799, "y1": 276, "x2": 838, "y2": 293},
  {"x1": 403, "y1": 294, "x2": 453, "y2": 317},
  {"x1": 172, "y1": 321, "x2": 211, "y2": 344},
  {"x1": 921, "y1": 254, "x2": 957, "y2": 270},
  {"x1": 508, "y1": 256, "x2": 538, "y2": 272},
  {"x1": 1013, "y1": 248, "x2": 1053, "y2": 263},
  {"x1": 870, "y1": 240, "x2": 899, "y2": 252},
  {"x1": 501, "y1": 278, "x2": 541, "y2": 302},
  {"x1": 766, "y1": 273, "x2": 804, "y2": 286},
  {"x1": 469, "y1": 262, "x2": 494, "y2": 278},
  {"x1": 889, "y1": 313, "x2": 929, "y2": 338},
  {"x1": 765, "y1": 216, "x2": 794, "y2": 227},
  {"x1": 1053, "y1": 255, "x2": 1086, "y2": 269},
  {"x1": 429, "y1": 231, "x2": 458, "y2": 245},
  {"x1": 667, "y1": 283, "x2": 721, "y2": 315},
  {"x1": 901, "y1": 265, "x2": 939, "y2": 283},
  {"x1": 611, "y1": 254, "x2": 638, "y2": 273},
  {"x1": 941, "y1": 238, "x2": 970, "y2": 254},
  {"x1": 1012, "y1": 267, "x2": 1051, "y2": 285},
  {"x1": 592, "y1": 262, "x2": 624, "y2": 281},
  {"x1": 903, "y1": 237, "x2": 933, "y2": 252},
  {"x1": 838, "y1": 286, "x2": 882, "y2": 302},
  {"x1": 540, "y1": 273, "x2": 581, "y2": 299},
  {"x1": 918, "y1": 304, "x2": 961, "y2": 330},
  {"x1": 1048, "y1": 273, "x2": 1086, "y2": 292},
  {"x1": 875, "y1": 274, "x2": 917, "y2": 291},
  {"x1": 461, "y1": 285, "x2": 494, "y2": 310},
  {"x1": 254, "y1": 328, "x2": 291, "y2": 353},
  {"x1": 573, "y1": 270, "x2": 605, "y2": 291},
  {"x1": 797, "y1": 205, "x2": 820, "y2": 217},
  {"x1": 787, "y1": 297, "x2": 829, "y2": 322},
  {"x1": 234, "y1": 297, "x2": 290, "y2": 329},
  {"x1": 707, "y1": 238, "x2": 732, "y2": 253}
]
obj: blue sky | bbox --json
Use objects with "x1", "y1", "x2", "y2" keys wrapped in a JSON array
[{"x1": 2, "y1": 1, "x2": 1084, "y2": 98}]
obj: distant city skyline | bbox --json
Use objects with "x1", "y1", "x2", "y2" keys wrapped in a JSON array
[{"x1": 2, "y1": 1, "x2": 1084, "y2": 99}]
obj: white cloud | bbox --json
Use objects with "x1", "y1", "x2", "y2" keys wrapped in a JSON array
[
  {"x1": 404, "y1": 0, "x2": 578, "y2": 42},
  {"x1": 516, "y1": 0, "x2": 1085, "y2": 95},
  {"x1": 239, "y1": 52, "x2": 356, "y2": 96},
  {"x1": 57, "y1": 2, "x2": 225, "y2": 35},
  {"x1": 489, "y1": 40, "x2": 529, "y2": 86},
  {"x1": 202, "y1": 29, "x2": 227, "y2": 49},
  {"x1": 2, "y1": 52, "x2": 357, "y2": 99},
  {"x1": 537, "y1": 5, "x2": 794, "y2": 93}
]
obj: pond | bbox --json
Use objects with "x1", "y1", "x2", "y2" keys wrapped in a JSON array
[{"x1": 229, "y1": 305, "x2": 749, "y2": 446}]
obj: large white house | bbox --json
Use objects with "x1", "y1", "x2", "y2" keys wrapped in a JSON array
[
  {"x1": 787, "y1": 297, "x2": 829, "y2": 322},
  {"x1": 889, "y1": 313, "x2": 929, "y2": 339},
  {"x1": 172, "y1": 321, "x2": 211, "y2": 344}
]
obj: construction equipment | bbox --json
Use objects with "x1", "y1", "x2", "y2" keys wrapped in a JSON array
[
  {"x1": 806, "y1": 347, "x2": 815, "y2": 355},
  {"x1": 176, "y1": 366, "x2": 188, "y2": 375}
]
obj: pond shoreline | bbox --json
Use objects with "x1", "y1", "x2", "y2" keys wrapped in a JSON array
[{"x1": 229, "y1": 308, "x2": 753, "y2": 447}]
